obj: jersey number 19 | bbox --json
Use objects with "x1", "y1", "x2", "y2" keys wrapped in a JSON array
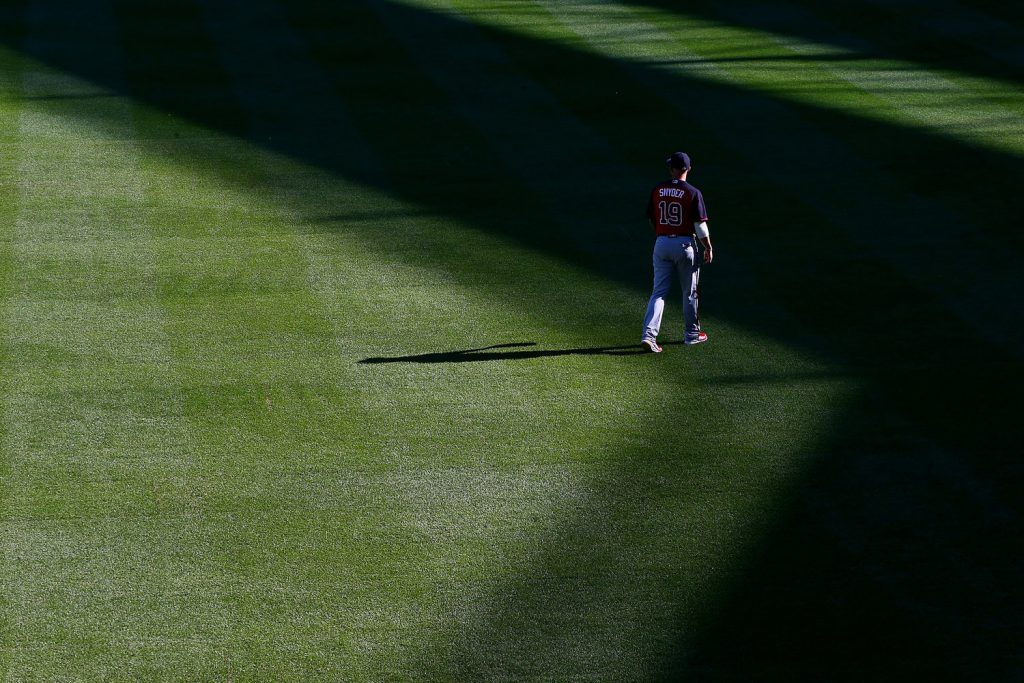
[{"x1": 658, "y1": 200, "x2": 683, "y2": 227}]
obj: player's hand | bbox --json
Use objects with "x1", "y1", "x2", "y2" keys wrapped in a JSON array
[{"x1": 703, "y1": 248, "x2": 713, "y2": 264}]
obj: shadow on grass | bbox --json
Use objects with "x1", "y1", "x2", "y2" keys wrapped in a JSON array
[
  {"x1": 2, "y1": 0, "x2": 1021, "y2": 678},
  {"x1": 639, "y1": 53, "x2": 870, "y2": 66},
  {"x1": 21, "y1": 92, "x2": 121, "y2": 101},
  {"x1": 358, "y1": 341, "x2": 667, "y2": 363},
  {"x1": 626, "y1": 0, "x2": 1024, "y2": 87}
]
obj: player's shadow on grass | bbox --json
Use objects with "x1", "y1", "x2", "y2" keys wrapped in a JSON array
[{"x1": 357, "y1": 341, "x2": 678, "y2": 364}]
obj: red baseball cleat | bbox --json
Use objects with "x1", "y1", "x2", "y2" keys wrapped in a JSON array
[{"x1": 685, "y1": 331, "x2": 709, "y2": 345}]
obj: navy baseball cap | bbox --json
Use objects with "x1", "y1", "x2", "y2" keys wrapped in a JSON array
[{"x1": 666, "y1": 151, "x2": 691, "y2": 169}]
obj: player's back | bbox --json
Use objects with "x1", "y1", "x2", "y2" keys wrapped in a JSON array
[{"x1": 647, "y1": 179, "x2": 707, "y2": 236}]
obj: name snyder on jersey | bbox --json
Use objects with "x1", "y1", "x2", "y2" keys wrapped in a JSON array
[{"x1": 658, "y1": 187, "x2": 687, "y2": 198}]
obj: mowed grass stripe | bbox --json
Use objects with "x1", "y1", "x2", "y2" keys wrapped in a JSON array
[
  {"x1": 8, "y1": 27, "x2": 163, "y2": 512},
  {"x1": 626, "y1": 2, "x2": 1024, "y2": 151},
  {"x1": 122, "y1": 6, "x2": 434, "y2": 673},
  {"x1": 137, "y1": 144, "x2": 384, "y2": 676},
  {"x1": 759, "y1": 0, "x2": 1024, "y2": 114},
  {"x1": 637, "y1": 0, "x2": 1024, "y2": 152},
  {"x1": 2, "y1": 2, "x2": 236, "y2": 678},
  {"x1": 0, "y1": 22, "x2": 26, "y2": 680},
  {"x1": 745, "y1": 0, "x2": 1024, "y2": 85},
  {"x1": 122, "y1": 2, "x2": 393, "y2": 676}
]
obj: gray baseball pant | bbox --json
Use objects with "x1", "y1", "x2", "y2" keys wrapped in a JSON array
[{"x1": 642, "y1": 235, "x2": 701, "y2": 342}]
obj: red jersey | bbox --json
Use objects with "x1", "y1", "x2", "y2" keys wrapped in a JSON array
[{"x1": 647, "y1": 179, "x2": 708, "y2": 237}]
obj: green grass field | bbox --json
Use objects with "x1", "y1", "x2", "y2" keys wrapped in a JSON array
[{"x1": 1, "y1": 0, "x2": 1021, "y2": 680}]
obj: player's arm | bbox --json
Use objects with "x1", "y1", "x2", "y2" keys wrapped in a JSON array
[
  {"x1": 695, "y1": 221, "x2": 713, "y2": 263},
  {"x1": 693, "y1": 190, "x2": 712, "y2": 262}
]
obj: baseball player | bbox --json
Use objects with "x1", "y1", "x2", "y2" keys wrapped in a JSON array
[{"x1": 640, "y1": 151, "x2": 713, "y2": 353}]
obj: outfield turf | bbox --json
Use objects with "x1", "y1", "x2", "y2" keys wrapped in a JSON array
[{"x1": 0, "y1": 0, "x2": 1022, "y2": 680}]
